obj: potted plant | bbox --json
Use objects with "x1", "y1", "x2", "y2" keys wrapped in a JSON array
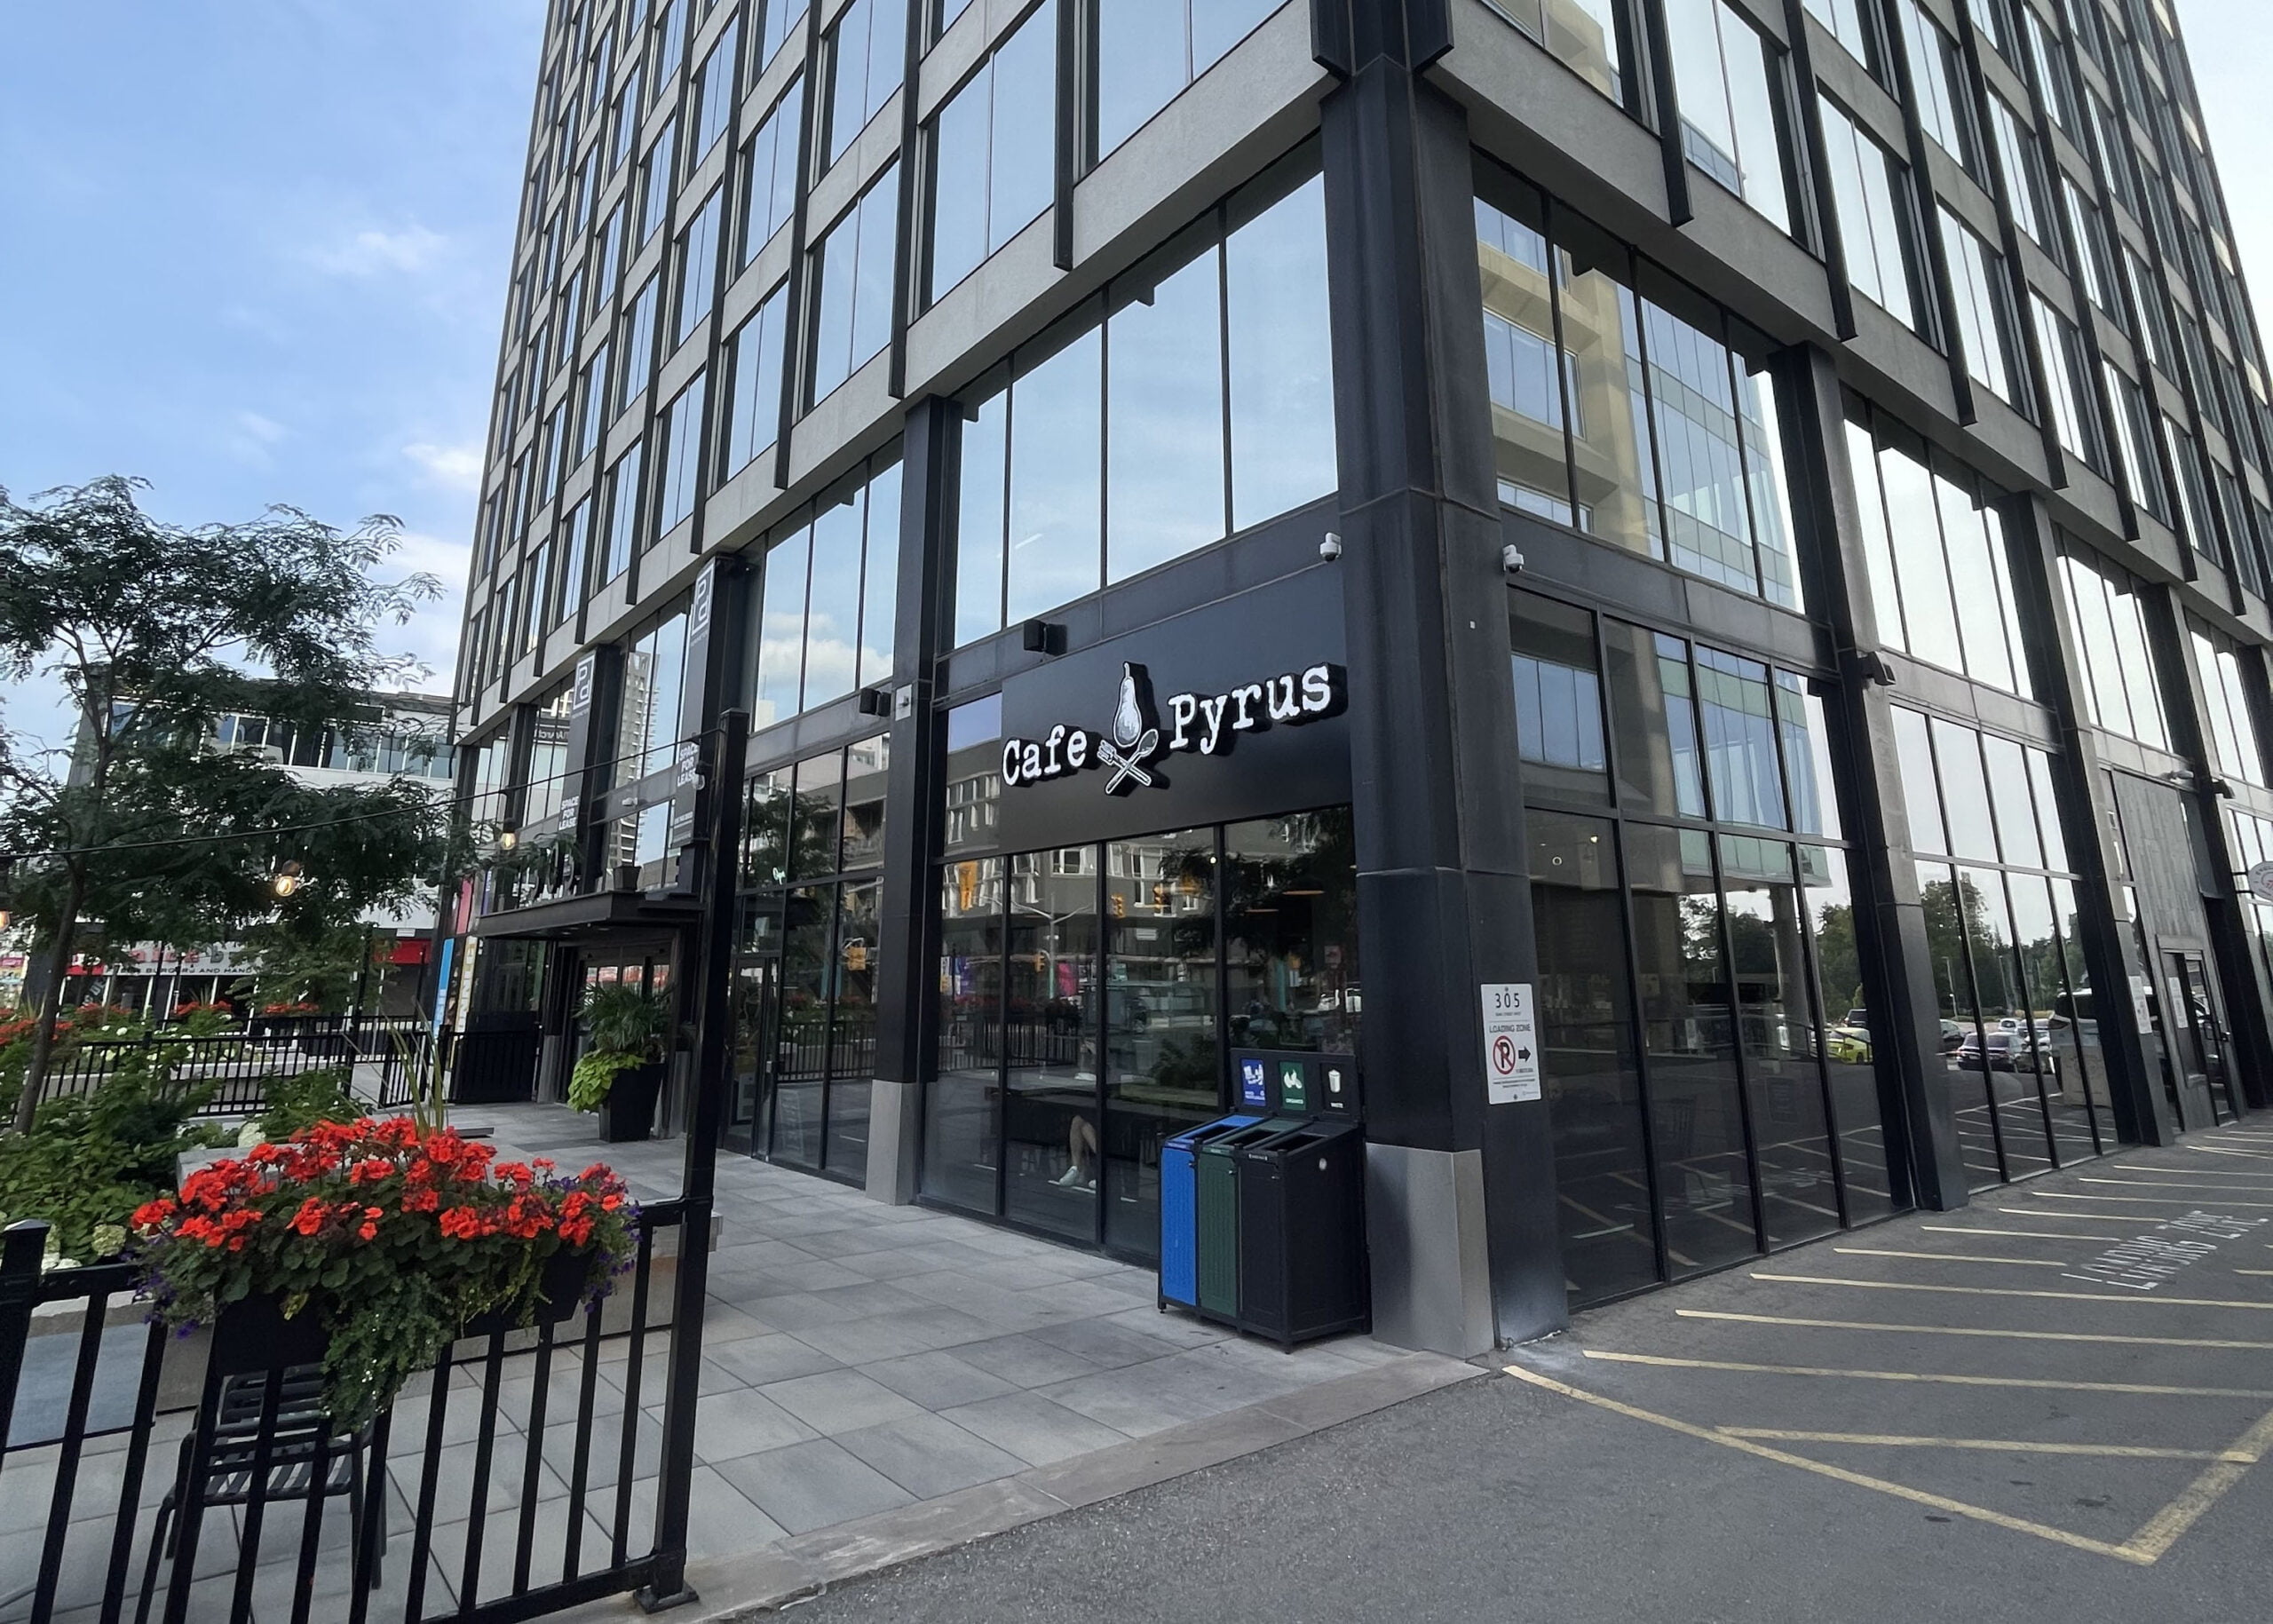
[
  {"x1": 570, "y1": 982, "x2": 670, "y2": 1143},
  {"x1": 129, "y1": 1117, "x2": 638, "y2": 1426}
]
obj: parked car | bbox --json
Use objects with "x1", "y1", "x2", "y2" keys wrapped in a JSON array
[
  {"x1": 1958, "y1": 1030, "x2": 2054, "y2": 1073},
  {"x1": 1827, "y1": 1026, "x2": 1873, "y2": 1065}
]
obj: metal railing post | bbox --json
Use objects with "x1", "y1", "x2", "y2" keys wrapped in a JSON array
[
  {"x1": 0, "y1": 1220, "x2": 51, "y2": 1458},
  {"x1": 638, "y1": 709, "x2": 746, "y2": 1612}
]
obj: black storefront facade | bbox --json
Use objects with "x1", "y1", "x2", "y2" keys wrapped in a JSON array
[{"x1": 452, "y1": 2, "x2": 2273, "y2": 1359}]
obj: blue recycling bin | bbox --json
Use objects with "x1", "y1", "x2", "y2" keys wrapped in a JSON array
[{"x1": 1160, "y1": 1114, "x2": 1261, "y2": 1311}]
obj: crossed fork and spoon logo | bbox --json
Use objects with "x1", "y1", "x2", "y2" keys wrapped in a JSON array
[{"x1": 1097, "y1": 663, "x2": 1162, "y2": 795}]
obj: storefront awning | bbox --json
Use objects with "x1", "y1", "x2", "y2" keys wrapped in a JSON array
[{"x1": 468, "y1": 889, "x2": 702, "y2": 943}]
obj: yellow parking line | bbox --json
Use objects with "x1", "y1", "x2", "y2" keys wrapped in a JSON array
[
  {"x1": 1501, "y1": 1362, "x2": 2146, "y2": 1563},
  {"x1": 1833, "y1": 1248, "x2": 2070, "y2": 1267},
  {"x1": 1751, "y1": 1273, "x2": 2273, "y2": 1311},
  {"x1": 1920, "y1": 1225, "x2": 2112, "y2": 1242},
  {"x1": 2123, "y1": 1408, "x2": 2273, "y2": 1562},
  {"x1": 1674, "y1": 1308, "x2": 2273, "y2": 1350},
  {"x1": 1580, "y1": 1349, "x2": 2273, "y2": 1398},
  {"x1": 1717, "y1": 1428, "x2": 2246, "y2": 1462}
]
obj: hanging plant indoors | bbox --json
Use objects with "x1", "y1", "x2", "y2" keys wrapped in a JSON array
[
  {"x1": 128, "y1": 1118, "x2": 638, "y2": 1427},
  {"x1": 570, "y1": 981, "x2": 671, "y2": 1140}
]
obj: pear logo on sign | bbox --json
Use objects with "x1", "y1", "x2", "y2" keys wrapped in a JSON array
[{"x1": 1001, "y1": 658, "x2": 1346, "y2": 796}]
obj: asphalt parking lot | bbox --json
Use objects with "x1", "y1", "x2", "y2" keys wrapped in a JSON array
[{"x1": 771, "y1": 1124, "x2": 2273, "y2": 1622}]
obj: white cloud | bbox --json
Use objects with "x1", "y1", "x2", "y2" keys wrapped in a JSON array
[
  {"x1": 403, "y1": 440, "x2": 485, "y2": 494},
  {"x1": 224, "y1": 408, "x2": 288, "y2": 466},
  {"x1": 307, "y1": 223, "x2": 449, "y2": 277}
]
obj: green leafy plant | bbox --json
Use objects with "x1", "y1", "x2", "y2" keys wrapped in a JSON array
[
  {"x1": 254, "y1": 1066, "x2": 360, "y2": 1142},
  {"x1": 0, "y1": 1046, "x2": 230, "y2": 1258},
  {"x1": 131, "y1": 1120, "x2": 638, "y2": 1425},
  {"x1": 568, "y1": 983, "x2": 668, "y2": 1114}
]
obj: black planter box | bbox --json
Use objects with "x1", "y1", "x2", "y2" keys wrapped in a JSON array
[{"x1": 598, "y1": 1062, "x2": 664, "y2": 1142}]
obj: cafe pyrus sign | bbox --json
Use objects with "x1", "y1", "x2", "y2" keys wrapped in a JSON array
[{"x1": 1002, "y1": 660, "x2": 1347, "y2": 796}]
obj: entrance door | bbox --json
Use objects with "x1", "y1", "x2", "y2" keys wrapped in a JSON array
[{"x1": 2166, "y1": 951, "x2": 2240, "y2": 1126}]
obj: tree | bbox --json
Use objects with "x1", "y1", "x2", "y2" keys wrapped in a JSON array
[{"x1": 0, "y1": 477, "x2": 447, "y2": 1129}]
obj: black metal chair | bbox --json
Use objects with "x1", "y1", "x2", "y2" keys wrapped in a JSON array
[{"x1": 133, "y1": 1299, "x2": 386, "y2": 1624}]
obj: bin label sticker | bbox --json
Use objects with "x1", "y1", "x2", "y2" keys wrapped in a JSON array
[
  {"x1": 1483, "y1": 983, "x2": 1540, "y2": 1104},
  {"x1": 1239, "y1": 1057, "x2": 1268, "y2": 1107},
  {"x1": 1279, "y1": 1060, "x2": 1308, "y2": 1111}
]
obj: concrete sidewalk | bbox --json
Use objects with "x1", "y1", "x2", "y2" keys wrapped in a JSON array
[{"x1": 480, "y1": 1103, "x2": 1476, "y2": 1619}]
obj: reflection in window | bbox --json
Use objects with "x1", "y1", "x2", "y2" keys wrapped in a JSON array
[
  {"x1": 825, "y1": 0, "x2": 907, "y2": 165},
  {"x1": 806, "y1": 162, "x2": 900, "y2": 404},
  {"x1": 1895, "y1": 0, "x2": 1976, "y2": 175},
  {"x1": 1802, "y1": 0, "x2": 1878, "y2": 74},
  {"x1": 602, "y1": 438, "x2": 645, "y2": 584},
  {"x1": 954, "y1": 163, "x2": 1334, "y2": 646},
  {"x1": 657, "y1": 372, "x2": 707, "y2": 533},
  {"x1": 2057, "y1": 538, "x2": 2169, "y2": 749},
  {"x1": 1818, "y1": 98, "x2": 1915, "y2": 329},
  {"x1": 1475, "y1": 167, "x2": 1801, "y2": 607},
  {"x1": 693, "y1": 16, "x2": 740, "y2": 162},
  {"x1": 739, "y1": 79, "x2": 805, "y2": 265},
  {"x1": 1489, "y1": 0, "x2": 1624, "y2": 102},
  {"x1": 2191, "y1": 619, "x2": 2266, "y2": 788},
  {"x1": 615, "y1": 607, "x2": 689, "y2": 786},
  {"x1": 748, "y1": 454, "x2": 902, "y2": 726},
  {"x1": 1510, "y1": 590, "x2": 1608, "y2": 801},
  {"x1": 725, "y1": 284, "x2": 788, "y2": 477},
  {"x1": 1663, "y1": 0, "x2": 1793, "y2": 232},
  {"x1": 1940, "y1": 210, "x2": 2016, "y2": 404},
  {"x1": 762, "y1": 0, "x2": 809, "y2": 67},
  {"x1": 620, "y1": 274, "x2": 660, "y2": 407},
  {"x1": 1092, "y1": 0, "x2": 1278, "y2": 163},
  {"x1": 924, "y1": 0, "x2": 1054, "y2": 305},
  {"x1": 675, "y1": 187, "x2": 724, "y2": 344}
]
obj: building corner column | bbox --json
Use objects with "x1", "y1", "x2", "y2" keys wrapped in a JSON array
[
  {"x1": 867, "y1": 397, "x2": 955, "y2": 1203},
  {"x1": 1321, "y1": 6, "x2": 1563, "y2": 1354}
]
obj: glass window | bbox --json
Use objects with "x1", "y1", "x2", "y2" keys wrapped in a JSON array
[
  {"x1": 556, "y1": 497, "x2": 590, "y2": 625},
  {"x1": 847, "y1": 459, "x2": 901, "y2": 691},
  {"x1": 1107, "y1": 246, "x2": 1225, "y2": 583},
  {"x1": 1664, "y1": 0, "x2": 1794, "y2": 232},
  {"x1": 1896, "y1": 0, "x2": 1975, "y2": 173},
  {"x1": 1931, "y1": 716, "x2": 1999, "y2": 862},
  {"x1": 752, "y1": 519, "x2": 811, "y2": 725},
  {"x1": 762, "y1": 0, "x2": 810, "y2": 67},
  {"x1": 1093, "y1": 0, "x2": 1277, "y2": 163},
  {"x1": 1720, "y1": 834, "x2": 1839, "y2": 1246},
  {"x1": 658, "y1": 371, "x2": 708, "y2": 533},
  {"x1": 639, "y1": 117, "x2": 677, "y2": 245},
  {"x1": 676, "y1": 186, "x2": 724, "y2": 344},
  {"x1": 693, "y1": 16, "x2": 741, "y2": 161},
  {"x1": 1803, "y1": 0, "x2": 1877, "y2": 71},
  {"x1": 620, "y1": 273, "x2": 660, "y2": 406},
  {"x1": 1988, "y1": 92, "x2": 2047, "y2": 244},
  {"x1": 1934, "y1": 470, "x2": 2021, "y2": 695},
  {"x1": 641, "y1": 610, "x2": 689, "y2": 775},
  {"x1": 1892, "y1": 704, "x2": 1944, "y2": 853},
  {"x1": 1511, "y1": 590, "x2": 1609, "y2": 804},
  {"x1": 1002, "y1": 847, "x2": 1100, "y2": 1239},
  {"x1": 1778, "y1": 672, "x2": 1841, "y2": 839},
  {"x1": 842, "y1": 734, "x2": 891, "y2": 870},
  {"x1": 1006, "y1": 324, "x2": 1104, "y2": 623},
  {"x1": 1529, "y1": 809, "x2": 1654, "y2": 1304},
  {"x1": 1940, "y1": 210, "x2": 2015, "y2": 403},
  {"x1": 954, "y1": 389, "x2": 1008, "y2": 647},
  {"x1": 725, "y1": 284, "x2": 788, "y2": 476},
  {"x1": 1104, "y1": 827, "x2": 1218, "y2": 1257},
  {"x1": 603, "y1": 438, "x2": 645, "y2": 582},
  {"x1": 1604, "y1": 620, "x2": 1707, "y2": 819},
  {"x1": 1477, "y1": 181, "x2": 1573, "y2": 526},
  {"x1": 804, "y1": 482, "x2": 866, "y2": 709},
  {"x1": 928, "y1": 853, "x2": 1004, "y2": 1212},
  {"x1": 1818, "y1": 98, "x2": 1915, "y2": 329},
  {"x1": 740, "y1": 78, "x2": 805, "y2": 264},
  {"x1": 1982, "y1": 732, "x2": 2042, "y2": 868},
  {"x1": 578, "y1": 341, "x2": 610, "y2": 460},
  {"x1": 1876, "y1": 433, "x2": 1966, "y2": 674},
  {"x1": 1645, "y1": 289, "x2": 1763, "y2": 597},
  {"x1": 771, "y1": 884, "x2": 833, "y2": 1167},
  {"x1": 924, "y1": 0, "x2": 1055, "y2": 305},
  {"x1": 826, "y1": 875, "x2": 882, "y2": 1169},
  {"x1": 1695, "y1": 647, "x2": 1786, "y2": 828},
  {"x1": 2032, "y1": 296, "x2": 2099, "y2": 468},
  {"x1": 1962, "y1": 867, "x2": 2056, "y2": 1177},
  {"x1": 2193, "y1": 621, "x2": 2266, "y2": 787},
  {"x1": 825, "y1": 0, "x2": 908, "y2": 167},
  {"x1": 1224, "y1": 809, "x2": 1361, "y2": 1056},
  {"x1": 1627, "y1": 822, "x2": 1755, "y2": 1271},
  {"x1": 807, "y1": 162, "x2": 900, "y2": 403},
  {"x1": 1801, "y1": 844, "x2": 1894, "y2": 1218},
  {"x1": 1225, "y1": 174, "x2": 1336, "y2": 528}
]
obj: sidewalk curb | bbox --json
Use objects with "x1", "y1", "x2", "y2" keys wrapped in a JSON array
[{"x1": 563, "y1": 1350, "x2": 1482, "y2": 1621}]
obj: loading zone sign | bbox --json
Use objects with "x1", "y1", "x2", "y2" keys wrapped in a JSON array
[{"x1": 1484, "y1": 983, "x2": 1540, "y2": 1105}]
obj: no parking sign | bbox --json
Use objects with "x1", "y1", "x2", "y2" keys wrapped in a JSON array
[{"x1": 1482, "y1": 983, "x2": 1540, "y2": 1105}]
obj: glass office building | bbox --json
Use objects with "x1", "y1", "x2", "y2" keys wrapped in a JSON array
[{"x1": 450, "y1": 0, "x2": 2273, "y2": 1351}]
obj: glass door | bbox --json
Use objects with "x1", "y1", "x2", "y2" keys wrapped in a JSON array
[{"x1": 2169, "y1": 951, "x2": 2240, "y2": 1126}]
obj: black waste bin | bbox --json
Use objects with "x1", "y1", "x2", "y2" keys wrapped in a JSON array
[{"x1": 1233, "y1": 1118, "x2": 1367, "y2": 1348}]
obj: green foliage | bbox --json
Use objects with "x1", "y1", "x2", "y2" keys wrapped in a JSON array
[
  {"x1": 568, "y1": 1051, "x2": 643, "y2": 1114},
  {"x1": 256, "y1": 1066, "x2": 360, "y2": 1142},
  {"x1": 577, "y1": 982, "x2": 669, "y2": 1059},
  {"x1": 234, "y1": 922, "x2": 381, "y2": 1015},
  {"x1": 0, "y1": 1050, "x2": 228, "y2": 1258}
]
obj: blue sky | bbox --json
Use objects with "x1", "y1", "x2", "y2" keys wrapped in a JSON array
[
  {"x1": 4, "y1": 2, "x2": 2271, "y2": 755},
  {"x1": 0, "y1": 0, "x2": 544, "y2": 750}
]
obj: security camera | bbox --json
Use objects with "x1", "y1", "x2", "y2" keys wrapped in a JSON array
[
  {"x1": 1319, "y1": 531, "x2": 1343, "y2": 562},
  {"x1": 1501, "y1": 543, "x2": 1526, "y2": 574}
]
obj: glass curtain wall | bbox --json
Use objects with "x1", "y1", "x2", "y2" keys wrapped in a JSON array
[
  {"x1": 1892, "y1": 706, "x2": 2110, "y2": 1184},
  {"x1": 923, "y1": 704, "x2": 1358, "y2": 1258},
  {"x1": 1475, "y1": 161, "x2": 1803, "y2": 609},
  {"x1": 733, "y1": 737, "x2": 891, "y2": 1176},
  {"x1": 1513, "y1": 589, "x2": 1896, "y2": 1308}
]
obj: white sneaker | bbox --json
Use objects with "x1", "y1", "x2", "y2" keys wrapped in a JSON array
[{"x1": 1052, "y1": 1165, "x2": 1086, "y2": 1188}]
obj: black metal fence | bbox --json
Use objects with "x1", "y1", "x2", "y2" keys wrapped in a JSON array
[
  {"x1": 29, "y1": 1020, "x2": 438, "y2": 1121},
  {"x1": 0, "y1": 1202, "x2": 694, "y2": 1624}
]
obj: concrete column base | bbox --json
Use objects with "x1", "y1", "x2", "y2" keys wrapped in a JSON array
[
  {"x1": 1365, "y1": 1142, "x2": 1496, "y2": 1358},
  {"x1": 866, "y1": 1078, "x2": 922, "y2": 1205}
]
